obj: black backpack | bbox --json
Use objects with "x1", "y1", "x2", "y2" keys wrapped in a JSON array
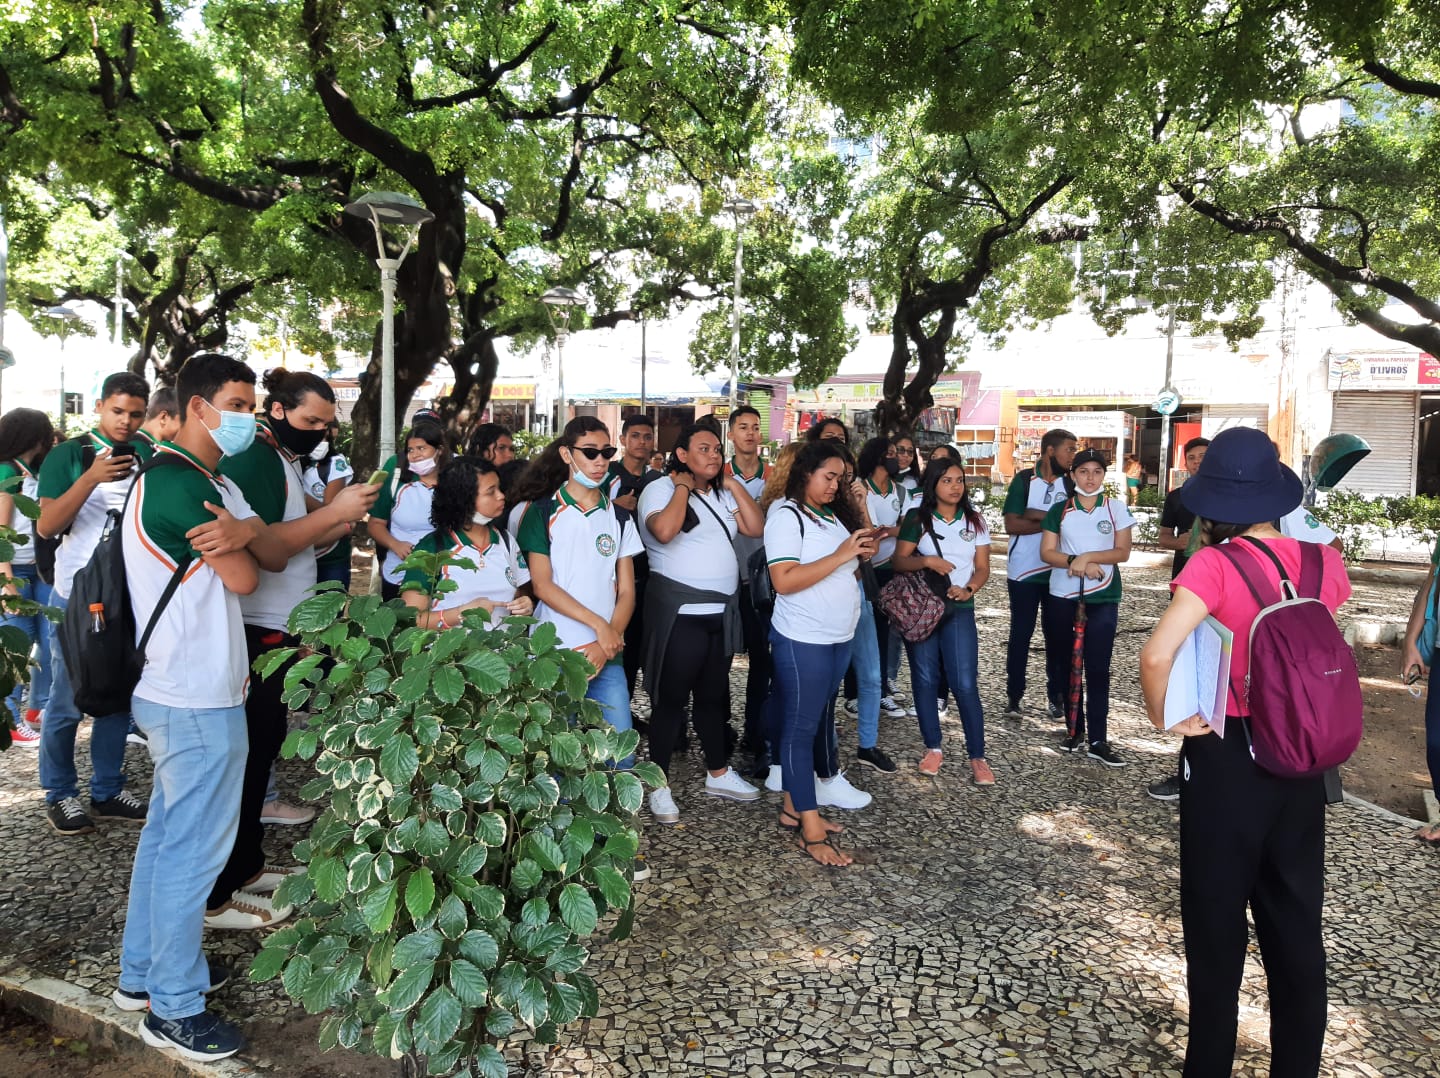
[
  {"x1": 35, "y1": 438, "x2": 99, "y2": 586},
  {"x1": 747, "y1": 505, "x2": 804, "y2": 613},
  {"x1": 59, "y1": 454, "x2": 191, "y2": 717}
]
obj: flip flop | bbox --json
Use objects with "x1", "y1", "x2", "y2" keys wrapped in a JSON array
[
  {"x1": 799, "y1": 834, "x2": 849, "y2": 868},
  {"x1": 778, "y1": 809, "x2": 801, "y2": 832},
  {"x1": 1414, "y1": 824, "x2": 1440, "y2": 846}
]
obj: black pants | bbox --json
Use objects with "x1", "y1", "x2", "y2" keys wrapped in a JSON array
[
  {"x1": 207, "y1": 625, "x2": 298, "y2": 909},
  {"x1": 1179, "y1": 727, "x2": 1327, "y2": 1078},
  {"x1": 380, "y1": 578, "x2": 401, "y2": 602},
  {"x1": 648, "y1": 614, "x2": 731, "y2": 775},
  {"x1": 1006, "y1": 578, "x2": 1060, "y2": 706},
  {"x1": 1041, "y1": 598, "x2": 1119, "y2": 745},
  {"x1": 623, "y1": 557, "x2": 648, "y2": 700},
  {"x1": 737, "y1": 585, "x2": 772, "y2": 752}
]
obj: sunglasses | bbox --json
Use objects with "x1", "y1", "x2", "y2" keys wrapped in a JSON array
[{"x1": 570, "y1": 445, "x2": 618, "y2": 461}]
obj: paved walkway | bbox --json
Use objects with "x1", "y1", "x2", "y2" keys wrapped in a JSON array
[{"x1": 1, "y1": 565, "x2": 1437, "y2": 1076}]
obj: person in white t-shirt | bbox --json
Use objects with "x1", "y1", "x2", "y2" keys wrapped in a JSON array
[
  {"x1": 637, "y1": 424, "x2": 764, "y2": 822},
  {"x1": 368, "y1": 421, "x2": 449, "y2": 600},
  {"x1": 766, "y1": 441, "x2": 877, "y2": 867},
  {"x1": 402, "y1": 458, "x2": 533, "y2": 626},
  {"x1": 891, "y1": 461, "x2": 995, "y2": 784}
]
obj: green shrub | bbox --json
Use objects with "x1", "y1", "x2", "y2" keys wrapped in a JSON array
[
  {"x1": 1135, "y1": 485, "x2": 1163, "y2": 509},
  {"x1": 253, "y1": 547, "x2": 662, "y2": 1076}
]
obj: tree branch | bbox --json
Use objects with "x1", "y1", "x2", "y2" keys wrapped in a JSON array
[{"x1": 1361, "y1": 59, "x2": 1440, "y2": 100}]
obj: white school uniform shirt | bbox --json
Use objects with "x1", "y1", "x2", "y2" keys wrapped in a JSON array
[
  {"x1": 1006, "y1": 471, "x2": 1071, "y2": 583},
  {"x1": 1278, "y1": 506, "x2": 1338, "y2": 546},
  {"x1": 903, "y1": 510, "x2": 991, "y2": 590},
  {"x1": 0, "y1": 460, "x2": 38, "y2": 565},
  {"x1": 38, "y1": 434, "x2": 139, "y2": 600},
  {"x1": 764, "y1": 498, "x2": 861, "y2": 645},
  {"x1": 380, "y1": 480, "x2": 438, "y2": 584},
  {"x1": 405, "y1": 526, "x2": 530, "y2": 613},
  {"x1": 516, "y1": 488, "x2": 643, "y2": 651},
  {"x1": 863, "y1": 476, "x2": 907, "y2": 567},
  {"x1": 725, "y1": 459, "x2": 769, "y2": 570},
  {"x1": 304, "y1": 454, "x2": 354, "y2": 559},
  {"x1": 124, "y1": 445, "x2": 258, "y2": 708},
  {"x1": 637, "y1": 476, "x2": 740, "y2": 615},
  {"x1": 1044, "y1": 494, "x2": 1135, "y2": 600}
]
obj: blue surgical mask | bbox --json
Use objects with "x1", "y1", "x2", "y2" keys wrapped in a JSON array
[
  {"x1": 203, "y1": 400, "x2": 256, "y2": 457},
  {"x1": 571, "y1": 468, "x2": 604, "y2": 490}
]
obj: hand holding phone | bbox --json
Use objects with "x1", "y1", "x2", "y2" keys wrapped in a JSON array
[{"x1": 367, "y1": 470, "x2": 389, "y2": 487}]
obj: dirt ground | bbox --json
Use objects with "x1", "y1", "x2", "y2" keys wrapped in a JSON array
[
  {"x1": 0, "y1": 1002, "x2": 170, "y2": 1078},
  {"x1": 1345, "y1": 643, "x2": 1435, "y2": 821}
]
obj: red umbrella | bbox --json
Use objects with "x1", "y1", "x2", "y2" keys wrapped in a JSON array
[{"x1": 1066, "y1": 580, "x2": 1087, "y2": 740}]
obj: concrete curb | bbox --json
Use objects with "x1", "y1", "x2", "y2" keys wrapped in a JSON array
[
  {"x1": 1341, "y1": 792, "x2": 1427, "y2": 830},
  {"x1": 0, "y1": 961, "x2": 256, "y2": 1076}
]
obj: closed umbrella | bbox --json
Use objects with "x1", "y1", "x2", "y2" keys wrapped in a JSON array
[{"x1": 1066, "y1": 580, "x2": 1087, "y2": 741}]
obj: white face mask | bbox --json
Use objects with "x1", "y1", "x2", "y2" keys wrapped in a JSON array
[
  {"x1": 308, "y1": 440, "x2": 330, "y2": 462},
  {"x1": 473, "y1": 511, "x2": 494, "y2": 525},
  {"x1": 409, "y1": 455, "x2": 438, "y2": 477}
]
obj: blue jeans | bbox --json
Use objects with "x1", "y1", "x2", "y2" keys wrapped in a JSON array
[
  {"x1": 850, "y1": 599, "x2": 882, "y2": 749},
  {"x1": 316, "y1": 559, "x2": 351, "y2": 591},
  {"x1": 586, "y1": 661, "x2": 635, "y2": 770},
  {"x1": 1042, "y1": 597, "x2": 1120, "y2": 745},
  {"x1": 1425, "y1": 660, "x2": 1440, "y2": 795},
  {"x1": 39, "y1": 622, "x2": 129, "y2": 804},
  {"x1": 119, "y1": 699, "x2": 247, "y2": 1020},
  {"x1": 908, "y1": 605, "x2": 986, "y2": 757},
  {"x1": 772, "y1": 629, "x2": 850, "y2": 812},
  {"x1": 1006, "y1": 578, "x2": 1060, "y2": 706},
  {"x1": 2, "y1": 563, "x2": 52, "y2": 722}
]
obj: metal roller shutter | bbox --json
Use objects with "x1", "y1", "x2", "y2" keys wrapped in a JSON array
[
  {"x1": 1329, "y1": 391, "x2": 1418, "y2": 496},
  {"x1": 1202, "y1": 404, "x2": 1270, "y2": 436},
  {"x1": 749, "y1": 388, "x2": 772, "y2": 439}
]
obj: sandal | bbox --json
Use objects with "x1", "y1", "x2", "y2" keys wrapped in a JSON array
[
  {"x1": 1414, "y1": 823, "x2": 1440, "y2": 846},
  {"x1": 799, "y1": 834, "x2": 850, "y2": 868},
  {"x1": 778, "y1": 809, "x2": 801, "y2": 832}
]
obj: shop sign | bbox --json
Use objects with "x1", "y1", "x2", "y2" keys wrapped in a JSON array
[
  {"x1": 1327, "y1": 351, "x2": 1440, "y2": 391},
  {"x1": 491, "y1": 381, "x2": 535, "y2": 400}
]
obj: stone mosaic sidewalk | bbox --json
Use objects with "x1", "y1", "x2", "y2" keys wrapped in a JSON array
[{"x1": 1, "y1": 564, "x2": 1437, "y2": 1076}]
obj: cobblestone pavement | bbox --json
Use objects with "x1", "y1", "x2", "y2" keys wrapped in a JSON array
[{"x1": 2, "y1": 564, "x2": 1438, "y2": 1076}]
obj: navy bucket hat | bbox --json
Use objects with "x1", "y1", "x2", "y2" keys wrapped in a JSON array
[{"x1": 1180, "y1": 426, "x2": 1302, "y2": 525}]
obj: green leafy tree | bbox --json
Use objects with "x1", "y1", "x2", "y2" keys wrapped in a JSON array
[{"x1": 253, "y1": 551, "x2": 663, "y2": 1076}]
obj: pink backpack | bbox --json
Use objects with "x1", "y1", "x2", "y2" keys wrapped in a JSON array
[{"x1": 1219, "y1": 537, "x2": 1362, "y2": 778}]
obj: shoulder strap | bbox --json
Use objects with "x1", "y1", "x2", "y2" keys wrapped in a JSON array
[
  {"x1": 1237, "y1": 535, "x2": 1300, "y2": 600},
  {"x1": 1295, "y1": 538, "x2": 1325, "y2": 600},
  {"x1": 689, "y1": 487, "x2": 732, "y2": 533},
  {"x1": 130, "y1": 453, "x2": 197, "y2": 656},
  {"x1": 786, "y1": 503, "x2": 805, "y2": 537}
]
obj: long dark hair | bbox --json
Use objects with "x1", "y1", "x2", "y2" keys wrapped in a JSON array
[
  {"x1": 913, "y1": 459, "x2": 984, "y2": 535},
  {"x1": 431, "y1": 458, "x2": 498, "y2": 534},
  {"x1": 856, "y1": 436, "x2": 893, "y2": 482},
  {"x1": 804, "y1": 417, "x2": 848, "y2": 444},
  {"x1": 1199, "y1": 518, "x2": 1275, "y2": 546},
  {"x1": 893, "y1": 431, "x2": 922, "y2": 485},
  {"x1": 467, "y1": 422, "x2": 511, "y2": 461},
  {"x1": 666, "y1": 422, "x2": 722, "y2": 494},
  {"x1": 507, "y1": 416, "x2": 609, "y2": 505},
  {"x1": 0, "y1": 408, "x2": 55, "y2": 471},
  {"x1": 400, "y1": 420, "x2": 450, "y2": 484},
  {"x1": 784, "y1": 441, "x2": 863, "y2": 532}
]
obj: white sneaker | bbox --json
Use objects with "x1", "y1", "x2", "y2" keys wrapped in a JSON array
[
  {"x1": 204, "y1": 892, "x2": 293, "y2": 930},
  {"x1": 704, "y1": 767, "x2": 760, "y2": 802},
  {"x1": 937, "y1": 698, "x2": 950, "y2": 717},
  {"x1": 815, "y1": 771, "x2": 873, "y2": 810},
  {"x1": 764, "y1": 764, "x2": 783, "y2": 793},
  {"x1": 884, "y1": 683, "x2": 908, "y2": 702},
  {"x1": 648, "y1": 787, "x2": 680, "y2": 824},
  {"x1": 244, "y1": 863, "x2": 305, "y2": 894},
  {"x1": 879, "y1": 695, "x2": 907, "y2": 717},
  {"x1": 259, "y1": 799, "x2": 317, "y2": 826}
]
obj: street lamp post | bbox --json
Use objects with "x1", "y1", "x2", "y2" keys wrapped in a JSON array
[
  {"x1": 45, "y1": 304, "x2": 82, "y2": 436},
  {"x1": 343, "y1": 191, "x2": 435, "y2": 465},
  {"x1": 542, "y1": 286, "x2": 585, "y2": 430},
  {"x1": 721, "y1": 197, "x2": 756, "y2": 416}
]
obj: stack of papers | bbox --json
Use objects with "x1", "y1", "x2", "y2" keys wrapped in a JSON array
[{"x1": 1164, "y1": 616, "x2": 1234, "y2": 737}]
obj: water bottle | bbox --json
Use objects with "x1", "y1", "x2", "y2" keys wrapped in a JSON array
[{"x1": 89, "y1": 603, "x2": 105, "y2": 633}]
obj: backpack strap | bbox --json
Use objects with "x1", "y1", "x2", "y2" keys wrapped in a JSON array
[
  {"x1": 1216, "y1": 541, "x2": 1280, "y2": 607},
  {"x1": 128, "y1": 453, "x2": 198, "y2": 657},
  {"x1": 1236, "y1": 534, "x2": 1301, "y2": 601}
]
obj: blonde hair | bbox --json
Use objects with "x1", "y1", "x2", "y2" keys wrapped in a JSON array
[{"x1": 759, "y1": 442, "x2": 802, "y2": 511}]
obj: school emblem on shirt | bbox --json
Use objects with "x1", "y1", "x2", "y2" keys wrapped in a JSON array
[
  {"x1": 505, "y1": 565, "x2": 518, "y2": 586},
  {"x1": 1304, "y1": 513, "x2": 1319, "y2": 529},
  {"x1": 960, "y1": 529, "x2": 977, "y2": 542},
  {"x1": 1097, "y1": 520, "x2": 1114, "y2": 535},
  {"x1": 596, "y1": 533, "x2": 617, "y2": 557}
]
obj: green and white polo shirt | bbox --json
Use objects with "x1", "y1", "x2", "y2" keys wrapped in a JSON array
[
  {"x1": 897, "y1": 507, "x2": 991, "y2": 607},
  {"x1": 1041, "y1": 494, "x2": 1135, "y2": 604},
  {"x1": 764, "y1": 498, "x2": 860, "y2": 645},
  {"x1": 36, "y1": 430, "x2": 153, "y2": 599},
  {"x1": 725, "y1": 459, "x2": 769, "y2": 569},
  {"x1": 123, "y1": 444, "x2": 257, "y2": 708},
  {"x1": 402, "y1": 527, "x2": 530, "y2": 615},
  {"x1": 304, "y1": 454, "x2": 355, "y2": 570},
  {"x1": 1278, "y1": 506, "x2": 1338, "y2": 546},
  {"x1": 219, "y1": 418, "x2": 314, "y2": 632},
  {"x1": 516, "y1": 488, "x2": 642, "y2": 654},
  {"x1": 0, "y1": 459, "x2": 38, "y2": 565},
  {"x1": 370, "y1": 477, "x2": 437, "y2": 584},
  {"x1": 864, "y1": 476, "x2": 907, "y2": 567},
  {"x1": 637, "y1": 475, "x2": 741, "y2": 614},
  {"x1": 1003, "y1": 469, "x2": 1071, "y2": 584}
]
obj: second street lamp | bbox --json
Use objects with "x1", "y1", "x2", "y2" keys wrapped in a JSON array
[
  {"x1": 542, "y1": 286, "x2": 585, "y2": 430},
  {"x1": 721, "y1": 197, "x2": 756, "y2": 416},
  {"x1": 343, "y1": 191, "x2": 435, "y2": 465},
  {"x1": 44, "y1": 303, "x2": 83, "y2": 435}
]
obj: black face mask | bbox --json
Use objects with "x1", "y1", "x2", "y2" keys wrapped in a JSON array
[
  {"x1": 883, "y1": 458, "x2": 901, "y2": 478},
  {"x1": 270, "y1": 410, "x2": 326, "y2": 457}
]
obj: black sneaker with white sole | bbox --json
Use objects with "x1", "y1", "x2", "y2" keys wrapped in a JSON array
[
  {"x1": 856, "y1": 745, "x2": 898, "y2": 773},
  {"x1": 1047, "y1": 699, "x2": 1065, "y2": 720},
  {"x1": 140, "y1": 1010, "x2": 245, "y2": 1062},
  {"x1": 1087, "y1": 741, "x2": 1127, "y2": 767},
  {"x1": 46, "y1": 796, "x2": 96, "y2": 835},
  {"x1": 1147, "y1": 775, "x2": 1181, "y2": 801},
  {"x1": 1060, "y1": 733, "x2": 1084, "y2": 754},
  {"x1": 90, "y1": 789, "x2": 148, "y2": 822},
  {"x1": 632, "y1": 857, "x2": 651, "y2": 882},
  {"x1": 112, "y1": 960, "x2": 233, "y2": 1011}
]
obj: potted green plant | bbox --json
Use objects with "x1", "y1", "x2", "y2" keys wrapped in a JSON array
[{"x1": 252, "y1": 547, "x2": 663, "y2": 1076}]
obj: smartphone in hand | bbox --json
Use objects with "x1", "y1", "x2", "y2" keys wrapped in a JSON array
[{"x1": 367, "y1": 470, "x2": 389, "y2": 487}]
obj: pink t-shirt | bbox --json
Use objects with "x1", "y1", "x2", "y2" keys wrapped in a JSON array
[{"x1": 1172, "y1": 538, "x2": 1351, "y2": 716}]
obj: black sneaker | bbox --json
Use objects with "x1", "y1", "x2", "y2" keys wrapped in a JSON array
[
  {"x1": 1147, "y1": 776, "x2": 1181, "y2": 801},
  {"x1": 1088, "y1": 741, "x2": 1127, "y2": 768},
  {"x1": 856, "y1": 745, "x2": 898, "y2": 773},
  {"x1": 91, "y1": 789, "x2": 148, "y2": 822},
  {"x1": 1003, "y1": 698, "x2": 1022, "y2": 719},
  {"x1": 1047, "y1": 699, "x2": 1065, "y2": 720},
  {"x1": 46, "y1": 796, "x2": 96, "y2": 835},
  {"x1": 1060, "y1": 733, "x2": 1084, "y2": 754},
  {"x1": 632, "y1": 857, "x2": 651, "y2": 882},
  {"x1": 112, "y1": 960, "x2": 233, "y2": 1011},
  {"x1": 139, "y1": 1010, "x2": 244, "y2": 1062}
]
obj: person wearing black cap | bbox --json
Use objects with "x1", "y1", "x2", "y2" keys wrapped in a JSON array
[
  {"x1": 1138, "y1": 425, "x2": 1350, "y2": 1078},
  {"x1": 1038, "y1": 447, "x2": 1134, "y2": 766}
]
